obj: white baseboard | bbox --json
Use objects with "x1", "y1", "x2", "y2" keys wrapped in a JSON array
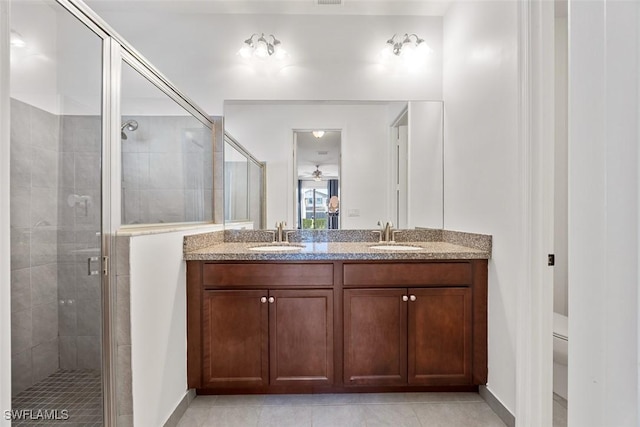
[
  {"x1": 480, "y1": 386, "x2": 516, "y2": 427},
  {"x1": 163, "y1": 389, "x2": 197, "y2": 427}
]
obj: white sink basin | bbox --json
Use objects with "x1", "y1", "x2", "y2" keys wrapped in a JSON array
[
  {"x1": 249, "y1": 244, "x2": 303, "y2": 252},
  {"x1": 370, "y1": 244, "x2": 422, "y2": 251}
]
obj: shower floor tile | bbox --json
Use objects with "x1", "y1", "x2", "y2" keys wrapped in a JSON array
[{"x1": 11, "y1": 369, "x2": 103, "y2": 426}]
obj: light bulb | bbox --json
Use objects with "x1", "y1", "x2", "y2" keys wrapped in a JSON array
[
  {"x1": 238, "y1": 45, "x2": 253, "y2": 59},
  {"x1": 416, "y1": 42, "x2": 433, "y2": 55},
  {"x1": 380, "y1": 44, "x2": 394, "y2": 61},
  {"x1": 255, "y1": 41, "x2": 268, "y2": 58},
  {"x1": 401, "y1": 42, "x2": 415, "y2": 59},
  {"x1": 273, "y1": 45, "x2": 288, "y2": 60}
]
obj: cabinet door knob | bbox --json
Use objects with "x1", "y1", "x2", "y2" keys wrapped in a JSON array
[
  {"x1": 260, "y1": 297, "x2": 267, "y2": 303},
  {"x1": 268, "y1": 296, "x2": 275, "y2": 303},
  {"x1": 402, "y1": 295, "x2": 409, "y2": 302},
  {"x1": 410, "y1": 295, "x2": 417, "y2": 302}
]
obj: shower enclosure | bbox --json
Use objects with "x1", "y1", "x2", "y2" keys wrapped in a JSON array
[{"x1": 7, "y1": 0, "x2": 215, "y2": 424}]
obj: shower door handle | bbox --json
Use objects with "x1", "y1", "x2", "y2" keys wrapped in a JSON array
[{"x1": 87, "y1": 256, "x2": 100, "y2": 276}]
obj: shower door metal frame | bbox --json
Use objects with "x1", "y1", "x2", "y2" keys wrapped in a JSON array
[{"x1": 51, "y1": 1, "x2": 117, "y2": 425}]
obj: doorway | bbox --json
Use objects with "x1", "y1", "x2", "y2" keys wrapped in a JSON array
[{"x1": 294, "y1": 130, "x2": 341, "y2": 230}]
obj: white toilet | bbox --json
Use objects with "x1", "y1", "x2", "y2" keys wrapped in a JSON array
[{"x1": 553, "y1": 312, "x2": 568, "y2": 400}]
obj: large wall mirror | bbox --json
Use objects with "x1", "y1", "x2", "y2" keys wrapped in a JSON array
[{"x1": 224, "y1": 100, "x2": 443, "y2": 230}]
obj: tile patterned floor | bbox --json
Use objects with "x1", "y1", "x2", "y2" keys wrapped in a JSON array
[
  {"x1": 11, "y1": 370, "x2": 103, "y2": 427},
  {"x1": 177, "y1": 392, "x2": 507, "y2": 427}
]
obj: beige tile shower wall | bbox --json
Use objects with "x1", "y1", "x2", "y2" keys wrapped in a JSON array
[
  {"x1": 121, "y1": 115, "x2": 214, "y2": 226},
  {"x1": 10, "y1": 98, "x2": 60, "y2": 395},
  {"x1": 58, "y1": 114, "x2": 102, "y2": 373}
]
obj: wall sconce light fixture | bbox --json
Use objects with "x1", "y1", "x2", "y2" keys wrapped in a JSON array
[
  {"x1": 238, "y1": 33, "x2": 288, "y2": 60},
  {"x1": 312, "y1": 130, "x2": 325, "y2": 139},
  {"x1": 381, "y1": 33, "x2": 432, "y2": 68}
]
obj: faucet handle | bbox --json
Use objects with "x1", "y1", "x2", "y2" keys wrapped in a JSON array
[{"x1": 391, "y1": 229, "x2": 402, "y2": 242}]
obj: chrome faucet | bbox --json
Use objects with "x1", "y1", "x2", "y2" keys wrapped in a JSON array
[
  {"x1": 376, "y1": 221, "x2": 394, "y2": 243},
  {"x1": 274, "y1": 221, "x2": 287, "y2": 243}
]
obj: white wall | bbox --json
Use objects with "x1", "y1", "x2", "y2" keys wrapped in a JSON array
[
  {"x1": 1, "y1": 0, "x2": 12, "y2": 424},
  {"x1": 408, "y1": 101, "x2": 443, "y2": 229},
  {"x1": 83, "y1": 11, "x2": 444, "y2": 114},
  {"x1": 128, "y1": 225, "x2": 223, "y2": 427},
  {"x1": 443, "y1": 0, "x2": 519, "y2": 415},
  {"x1": 568, "y1": 1, "x2": 639, "y2": 426},
  {"x1": 225, "y1": 103, "x2": 398, "y2": 229}
]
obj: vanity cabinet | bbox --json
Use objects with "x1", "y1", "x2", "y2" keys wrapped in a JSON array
[
  {"x1": 344, "y1": 288, "x2": 472, "y2": 387},
  {"x1": 268, "y1": 289, "x2": 334, "y2": 386},
  {"x1": 189, "y1": 262, "x2": 334, "y2": 391},
  {"x1": 187, "y1": 259, "x2": 487, "y2": 394},
  {"x1": 202, "y1": 290, "x2": 268, "y2": 388},
  {"x1": 407, "y1": 287, "x2": 472, "y2": 385},
  {"x1": 343, "y1": 288, "x2": 408, "y2": 386},
  {"x1": 342, "y1": 261, "x2": 481, "y2": 388},
  {"x1": 201, "y1": 288, "x2": 334, "y2": 389}
]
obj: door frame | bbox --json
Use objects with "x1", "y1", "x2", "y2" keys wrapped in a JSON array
[
  {"x1": 515, "y1": 1, "x2": 556, "y2": 426},
  {"x1": 293, "y1": 128, "x2": 342, "y2": 230},
  {"x1": 0, "y1": 1, "x2": 12, "y2": 421}
]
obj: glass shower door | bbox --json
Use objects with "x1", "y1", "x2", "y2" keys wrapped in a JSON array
[{"x1": 9, "y1": 0, "x2": 106, "y2": 424}]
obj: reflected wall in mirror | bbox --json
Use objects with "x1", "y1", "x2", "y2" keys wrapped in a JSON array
[
  {"x1": 224, "y1": 100, "x2": 443, "y2": 230},
  {"x1": 224, "y1": 133, "x2": 265, "y2": 228},
  {"x1": 295, "y1": 130, "x2": 341, "y2": 230}
]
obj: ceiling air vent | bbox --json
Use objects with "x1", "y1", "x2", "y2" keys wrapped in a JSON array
[
  {"x1": 316, "y1": 0, "x2": 342, "y2": 5},
  {"x1": 317, "y1": 151, "x2": 329, "y2": 155}
]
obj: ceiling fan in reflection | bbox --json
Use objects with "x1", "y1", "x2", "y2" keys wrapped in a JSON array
[{"x1": 311, "y1": 165, "x2": 323, "y2": 181}]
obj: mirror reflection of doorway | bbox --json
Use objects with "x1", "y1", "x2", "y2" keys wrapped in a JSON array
[{"x1": 294, "y1": 130, "x2": 341, "y2": 229}]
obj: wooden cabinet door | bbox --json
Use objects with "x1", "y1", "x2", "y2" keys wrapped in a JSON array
[
  {"x1": 269, "y1": 289, "x2": 334, "y2": 386},
  {"x1": 408, "y1": 287, "x2": 472, "y2": 385},
  {"x1": 343, "y1": 288, "x2": 407, "y2": 385},
  {"x1": 202, "y1": 290, "x2": 268, "y2": 388}
]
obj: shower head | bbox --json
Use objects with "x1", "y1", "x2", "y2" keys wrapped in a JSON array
[
  {"x1": 121, "y1": 120, "x2": 138, "y2": 131},
  {"x1": 121, "y1": 119, "x2": 138, "y2": 140}
]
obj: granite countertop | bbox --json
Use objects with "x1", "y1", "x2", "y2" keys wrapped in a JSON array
[{"x1": 184, "y1": 229, "x2": 491, "y2": 261}]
